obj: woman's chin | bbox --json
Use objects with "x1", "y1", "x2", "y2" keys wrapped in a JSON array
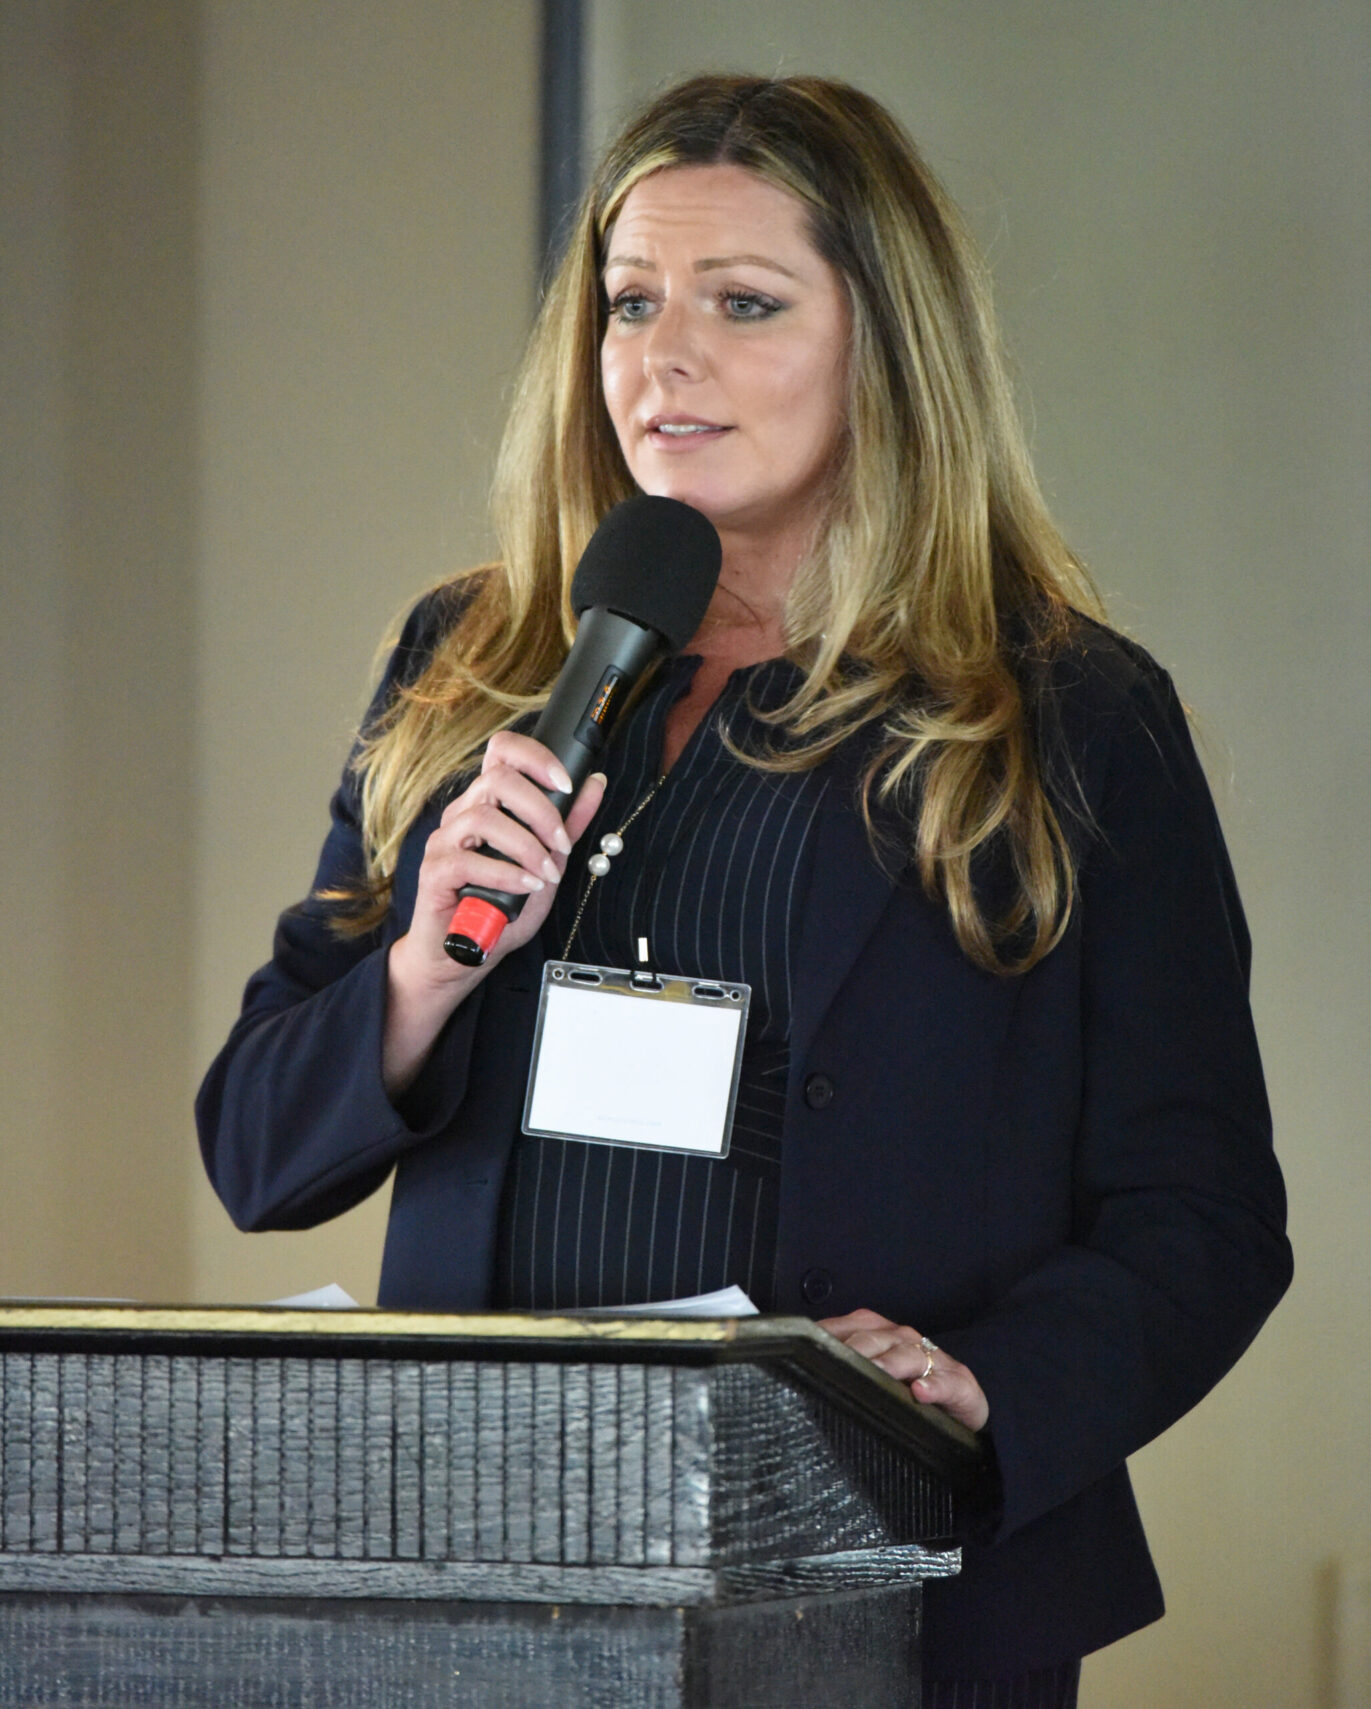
[
  {"x1": 622, "y1": 456, "x2": 733, "y2": 517},
  {"x1": 632, "y1": 474, "x2": 722, "y2": 520}
]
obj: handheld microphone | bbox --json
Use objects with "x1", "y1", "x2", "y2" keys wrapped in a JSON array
[{"x1": 443, "y1": 495, "x2": 722, "y2": 966}]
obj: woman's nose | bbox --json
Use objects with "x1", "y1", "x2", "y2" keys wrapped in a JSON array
[{"x1": 642, "y1": 301, "x2": 703, "y2": 380}]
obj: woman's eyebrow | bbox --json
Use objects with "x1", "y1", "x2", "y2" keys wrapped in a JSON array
[
  {"x1": 602, "y1": 252, "x2": 800, "y2": 280},
  {"x1": 694, "y1": 254, "x2": 799, "y2": 279}
]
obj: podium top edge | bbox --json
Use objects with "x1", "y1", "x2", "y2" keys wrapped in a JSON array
[
  {"x1": 0, "y1": 1302, "x2": 746, "y2": 1342},
  {"x1": 0, "y1": 1302, "x2": 981, "y2": 1468}
]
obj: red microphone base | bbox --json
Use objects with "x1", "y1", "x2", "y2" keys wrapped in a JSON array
[{"x1": 443, "y1": 897, "x2": 508, "y2": 966}]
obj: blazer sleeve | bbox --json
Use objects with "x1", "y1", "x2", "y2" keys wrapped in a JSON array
[
  {"x1": 195, "y1": 587, "x2": 486, "y2": 1232},
  {"x1": 936, "y1": 645, "x2": 1292, "y2": 1540}
]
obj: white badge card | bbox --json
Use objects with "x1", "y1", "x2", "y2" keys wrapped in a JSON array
[{"x1": 523, "y1": 962, "x2": 750, "y2": 1158}]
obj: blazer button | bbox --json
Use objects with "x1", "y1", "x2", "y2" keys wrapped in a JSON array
[
  {"x1": 803, "y1": 1073, "x2": 835, "y2": 1110},
  {"x1": 801, "y1": 1268, "x2": 834, "y2": 1305}
]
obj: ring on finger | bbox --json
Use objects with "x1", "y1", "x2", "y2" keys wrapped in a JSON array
[{"x1": 917, "y1": 1349, "x2": 935, "y2": 1382}]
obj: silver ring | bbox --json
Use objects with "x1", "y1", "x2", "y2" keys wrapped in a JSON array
[{"x1": 920, "y1": 1335, "x2": 939, "y2": 1354}]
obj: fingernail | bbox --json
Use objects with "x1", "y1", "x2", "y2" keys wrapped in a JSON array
[
  {"x1": 552, "y1": 765, "x2": 574, "y2": 794},
  {"x1": 523, "y1": 873, "x2": 545, "y2": 891},
  {"x1": 542, "y1": 856, "x2": 560, "y2": 882},
  {"x1": 553, "y1": 826, "x2": 571, "y2": 855},
  {"x1": 590, "y1": 772, "x2": 608, "y2": 788}
]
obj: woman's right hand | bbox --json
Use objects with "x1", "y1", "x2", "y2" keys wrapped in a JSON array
[{"x1": 383, "y1": 731, "x2": 607, "y2": 1095}]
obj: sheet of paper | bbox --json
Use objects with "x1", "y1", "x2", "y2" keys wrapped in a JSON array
[
  {"x1": 267, "y1": 1283, "x2": 360, "y2": 1310},
  {"x1": 572, "y1": 1285, "x2": 759, "y2": 1319}
]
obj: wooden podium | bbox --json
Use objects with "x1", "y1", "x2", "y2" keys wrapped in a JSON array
[{"x1": 0, "y1": 1305, "x2": 979, "y2": 1707}]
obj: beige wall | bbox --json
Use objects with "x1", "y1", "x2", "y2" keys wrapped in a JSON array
[
  {"x1": 2, "y1": 0, "x2": 197, "y2": 1301},
  {"x1": 1, "y1": 0, "x2": 538, "y2": 1307},
  {"x1": 3, "y1": 1, "x2": 1367, "y2": 1704},
  {"x1": 191, "y1": 0, "x2": 540, "y2": 1304},
  {"x1": 587, "y1": 4, "x2": 1371, "y2": 1707}
]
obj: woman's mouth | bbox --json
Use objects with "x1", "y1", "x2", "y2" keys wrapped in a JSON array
[{"x1": 645, "y1": 415, "x2": 730, "y2": 445}]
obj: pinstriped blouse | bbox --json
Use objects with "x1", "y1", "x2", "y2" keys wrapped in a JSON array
[{"x1": 492, "y1": 654, "x2": 829, "y2": 1313}]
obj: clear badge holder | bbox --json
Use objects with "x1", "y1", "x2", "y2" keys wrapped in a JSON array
[{"x1": 523, "y1": 960, "x2": 751, "y2": 1158}]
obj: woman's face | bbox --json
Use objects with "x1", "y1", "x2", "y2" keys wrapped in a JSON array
[{"x1": 600, "y1": 164, "x2": 849, "y2": 560}]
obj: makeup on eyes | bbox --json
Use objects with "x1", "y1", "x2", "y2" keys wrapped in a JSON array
[{"x1": 605, "y1": 286, "x2": 786, "y2": 325}]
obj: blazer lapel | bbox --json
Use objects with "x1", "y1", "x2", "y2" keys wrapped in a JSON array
[{"x1": 789, "y1": 755, "x2": 901, "y2": 1067}]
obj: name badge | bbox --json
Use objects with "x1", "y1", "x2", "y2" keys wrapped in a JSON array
[{"x1": 523, "y1": 960, "x2": 750, "y2": 1159}]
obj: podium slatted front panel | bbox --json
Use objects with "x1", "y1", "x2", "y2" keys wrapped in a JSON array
[{"x1": 0, "y1": 1308, "x2": 978, "y2": 1708}]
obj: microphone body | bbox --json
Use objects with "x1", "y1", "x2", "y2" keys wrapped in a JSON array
[
  {"x1": 442, "y1": 609, "x2": 661, "y2": 964},
  {"x1": 442, "y1": 495, "x2": 722, "y2": 967}
]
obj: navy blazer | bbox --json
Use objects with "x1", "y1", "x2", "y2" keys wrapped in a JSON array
[{"x1": 198, "y1": 599, "x2": 1291, "y2": 1677}]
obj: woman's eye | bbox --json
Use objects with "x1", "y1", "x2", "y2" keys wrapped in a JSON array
[
  {"x1": 608, "y1": 290, "x2": 652, "y2": 321},
  {"x1": 721, "y1": 290, "x2": 782, "y2": 320}
]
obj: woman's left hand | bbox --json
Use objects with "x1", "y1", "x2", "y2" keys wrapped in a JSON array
[{"x1": 817, "y1": 1308, "x2": 990, "y2": 1433}]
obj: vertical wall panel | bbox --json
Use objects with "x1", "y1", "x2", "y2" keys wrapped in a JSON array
[{"x1": 191, "y1": 0, "x2": 542, "y2": 1307}]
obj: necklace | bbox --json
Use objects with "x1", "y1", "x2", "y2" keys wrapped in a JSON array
[{"x1": 561, "y1": 774, "x2": 667, "y2": 960}]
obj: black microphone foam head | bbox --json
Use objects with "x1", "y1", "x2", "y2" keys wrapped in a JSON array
[{"x1": 571, "y1": 495, "x2": 722, "y2": 652}]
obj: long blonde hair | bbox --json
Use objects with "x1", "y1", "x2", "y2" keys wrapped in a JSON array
[{"x1": 336, "y1": 74, "x2": 1106, "y2": 973}]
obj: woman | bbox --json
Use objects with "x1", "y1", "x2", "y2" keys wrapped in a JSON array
[{"x1": 198, "y1": 75, "x2": 1291, "y2": 1702}]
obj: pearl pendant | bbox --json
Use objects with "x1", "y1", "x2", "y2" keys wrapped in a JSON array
[
  {"x1": 599, "y1": 832, "x2": 624, "y2": 858},
  {"x1": 587, "y1": 852, "x2": 612, "y2": 878}
]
